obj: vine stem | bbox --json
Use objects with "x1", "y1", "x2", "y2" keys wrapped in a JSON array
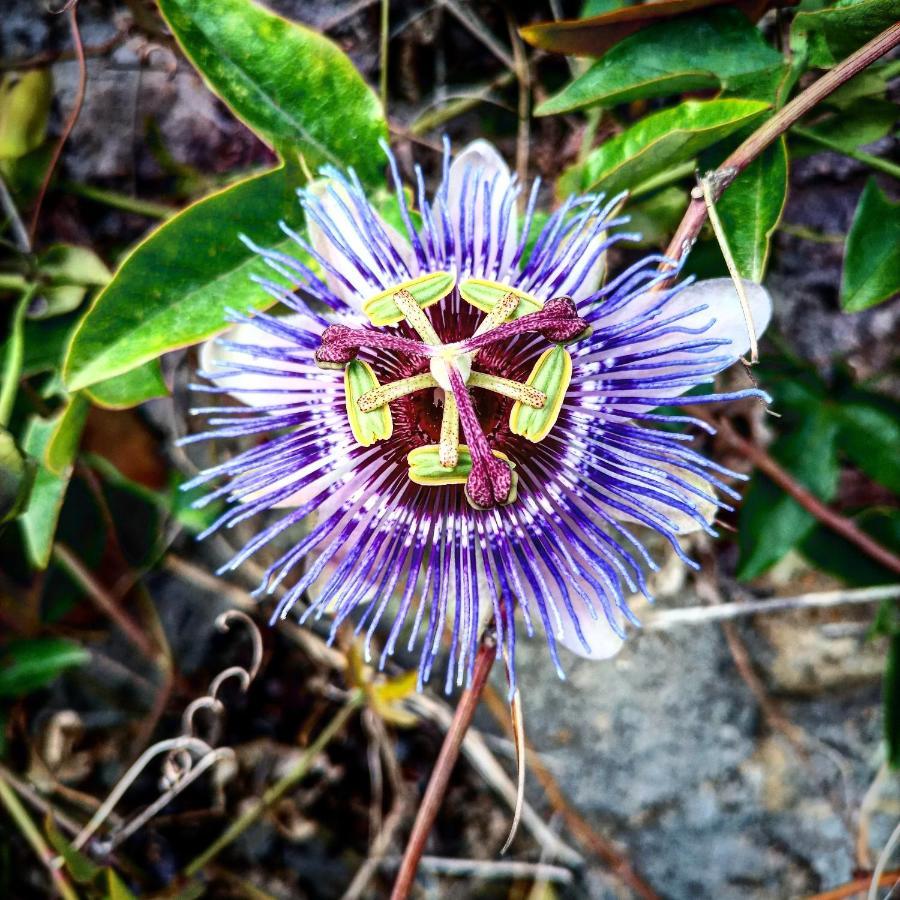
[
  {"x1": 28, "y1": 1, "x2": 86, "y2": 243},
  {"x1": 664, "y1": 22, "x2": 900, "y2": 264},
  {"x1": 183, "y1": 690, "x2": 363, "y2": 878},
  {"x1": 390, "y1": 633, "x2": 498, "y2": 900},
  {"x1": 687, "y1": 407, "x2": 900, "y2": 576}
]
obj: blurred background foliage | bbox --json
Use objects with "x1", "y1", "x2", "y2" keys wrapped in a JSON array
[{"x1": 0, "y1": 0, "x2": 898, "y2": 897}]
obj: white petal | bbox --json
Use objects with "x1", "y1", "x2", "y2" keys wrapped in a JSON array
[
  {"x1": 599, "y1": 277, "x2": 772, "y2": 363},
  {"x1": 199, "y1": 314, "x2": 322, "y2": 409},
  {"x1": 444, "y1": 139, "x2": 518, "y2": 278},
  {"x1": 557, "y1": 592, "x2": 627, "y2": 660},
  {"x1": 306, "y1": 179, "x2": 417, "y2": 309}
]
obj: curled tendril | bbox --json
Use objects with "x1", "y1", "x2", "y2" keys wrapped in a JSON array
[{"x1": 59, "y1": 611, "x2": 264, "y2": 860}]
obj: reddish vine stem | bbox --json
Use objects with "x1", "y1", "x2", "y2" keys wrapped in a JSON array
[
  {"x1": 28, "y1": 1, "x2": 87, "y2": 244},
  {"x1": 687, "y1": 407, "x2": 900, "y2": 576},
  {"x1": 664, "y1": 22, "x2": 900, "y2": 265},
  {"x1": 390, "y1": 633, "x2": 498, "y2": 900}
]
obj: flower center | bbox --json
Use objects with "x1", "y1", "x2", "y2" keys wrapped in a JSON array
[{"x1": 315, "y1": 274, "x2": 589, "y2": 509}]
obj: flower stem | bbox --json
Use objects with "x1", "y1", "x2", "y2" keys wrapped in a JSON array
[
  {"x1": 0, "y1": 773, "x2": 80, "y2": 900},
  {"x1": 664, "y1": 22, "x2": 900, "y2": 264},
  {"x1": 183, "y1": 690, "x2": 363, "y2": 878},
  {"x1": 390, "y1": 632, "x2": 498, "y2": 900}
]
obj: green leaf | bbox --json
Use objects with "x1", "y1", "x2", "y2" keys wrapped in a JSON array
[
  {"x1": 0, "y1": 637, "x2": 89, "y2": 697},
  {"x1": 0, "y1": 426, "x2": 35, "y2": 524},
  {"x1": 834, "y1": 395, "x2": 900, "y2": 492},
  {"x1": 105, "y1": 869, "x2": 138, "y2": 900},
  {"x1": 737, "y1": 408, "x2": 840, "y2": 580},
  {"x1": 800, "y1": 508, "x2": 900, "y2": 587},
  {"x1": 45, "y1": 816, "x2": 102, "y2": 884},
  {"x1": 624, "y1": 186, "x2": 687, "y2": 247},
  {"x1": 19, "y1": 414, "x2": 74, "y2": 569},
  {"x1": 63, "y1": 165, "x2": 302, "y2": 391},
  {"x1": 791, "y1": 0, "x2": 900, "y2": 69},
  {"x1": 158, "y1": 0, "x2": 387, "y2": 182},
  {"x1": 44, "y1": 394, "x2": 89, "y2": 475},
  {"x1": 85, "y1": 360, "x2": 168, "y2": 409},
  {"x1": 537, "y1": 10, "x2": 782, "y2": 115},
  {"x1": 792, "y1": 99, "x2": 898, "y2": 157},
  {"x1": 840, "y1": 178, "x2": 900, "y2": 312},
  {"x1": 0, "y1": 69, "x2": 52, "y2": 161},
  {"x1": 31, "y1": 244, "x2": 111, "y2": 321},
  {"x1": 565, "y1": 99, "x2": 770, "y2": 196},
  {"x1": 714, "y1": 136, "x2": 787, "y2": 281}
]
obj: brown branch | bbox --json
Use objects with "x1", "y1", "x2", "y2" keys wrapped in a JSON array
[
  {"x1": 28, "y1": 1, "x2": 87, "y2": 243},
  {"x1": 686, "y1": 406, "x2": 900, "y2": 577},
  {"x1": 52, "y1": 544, "x2": 160, "y2": 660},
  {"x1": 664, "y1": 22, "x2": 900, "y2": 265},
  {"x1": 804, "y1": 870, "x2": 900, "y2": 900},
  {"x1": 390, "y1": 633, "x2": 498, "y2": 900},
  {"x1": 481, "y1": 685, "x2": 660, "y2": 900}
]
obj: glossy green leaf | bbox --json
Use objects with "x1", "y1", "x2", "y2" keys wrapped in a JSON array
[
  {"x1": 737, "y1": 408, "x2": 840, "y2": 580},
  {"x1": 841, "y1": 178, "x2": 900, "y2": 313},
  {"x1": 0, "y1": 637, "x2": 90, "y2": 697},
  {"x1": 19, "y1": 414, "x2": 74, "y2": 569},
  {"x1": 537, "y1": 11, "x2": 781, "y2": 115},
  {"x1": 0, "y1": 426, "x2": 34, "y2": 524},
  {"x1": 566, "y1": 99, "x2": 769, "y2": 196},
  {"x1": 85, "y1": 360, "x2": 169, "y2": 409},
  {"x1": 63, "y1": 166, "x2": 302, "y2": 391},
  {"x1": 44, "y1": 394, "x2": 89, "y2": 475},
  {"x1": 792, "y1": 100, "x2": 898, "y2": 157},
  {"x1": 520, "y1": 0, "x2": 783, "y2": 57},
  {"x1": 158, "y1": 0, "x2": 387, "y2": 182},
  {"x1": 714, "y1": 136, "x2": 787, "y2": 281},
  {"x1": 835, "y1": 396, "x2": 900, "y2": 492},
  {"x1": 0, "y1": 69, "x2": 52, "y2": 161},
  {"x1": 791, "y1": 0, "x2": 899, "y2": 69},
  {"x1": 581, "y1": 0, "x2": 633, "y2": 14}
]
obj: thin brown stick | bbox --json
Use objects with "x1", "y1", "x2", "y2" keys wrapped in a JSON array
[
  {"x1": 664, "y1": 22, "x2": 900, "y2": 265},
  {"x1": 481, "y1": 685, "x2": 660, "y2": 900},
  {"x1": 52, "y1": 544, "x2": 159, "y2": 660},
  {"x1": 686, "y1": 407, "x2": 900, "y2": 577},
  {"x1": 508, "y1": 14, "x2": 531, "y2": 191},
  {"x1": 0, "y1": 32, "x2": 122, "y2": 71},
  {"x1": 805, "y1": 870, "x2": 900, "y2": 900},
  {"x1": 390, "y1": 633, "x2": 498, "y2": 900},
  {"x1": 28, "y1": 1, "x2": 87, "y2": 243}
]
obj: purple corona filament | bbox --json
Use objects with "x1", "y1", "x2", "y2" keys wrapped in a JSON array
[{"x1": 186, "y1": 138, "x2": 772, "y2": 693}]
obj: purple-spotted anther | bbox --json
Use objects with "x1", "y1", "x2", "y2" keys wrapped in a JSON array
[{"x1": 186, "y1": 139, "x2": 771, "y2": 692}]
